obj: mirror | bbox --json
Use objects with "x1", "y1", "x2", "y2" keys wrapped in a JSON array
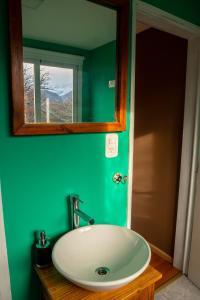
[{"x1": 9, "y1": 0, "x2": 129, "y2": 135}]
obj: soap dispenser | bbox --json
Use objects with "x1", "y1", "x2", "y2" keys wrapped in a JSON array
[{"x1": 34, "y1": 231, "x2": 52, "y2": 268}]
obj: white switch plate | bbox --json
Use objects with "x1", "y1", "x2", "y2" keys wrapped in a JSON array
[
  {"x1": 108, "y1": 80, "x2": 116, "y2": 88},
  {"x1": 105, "y1": 134, "x2": 118, "y2": 158}
]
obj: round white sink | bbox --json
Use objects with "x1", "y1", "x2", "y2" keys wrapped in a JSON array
[{"x1": 52, "y1": 225, "x2": 151, "y2": 291}]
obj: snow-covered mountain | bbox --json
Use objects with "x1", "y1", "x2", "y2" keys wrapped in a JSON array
[
  {"x1": 41, "y1": 88, "x2": 72, "y2": 102},
  {"x1": 56, "y1": 87, "x2": 71, "y2": 97}
]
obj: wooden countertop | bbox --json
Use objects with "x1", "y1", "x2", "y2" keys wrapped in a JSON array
[{"x1": 35, "y1": 265, "x2": 162, "y2": 300}]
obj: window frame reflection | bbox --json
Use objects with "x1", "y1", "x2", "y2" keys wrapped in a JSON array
[{"x1": 23, "y1": 47, "x2": 84, "y2": 124}]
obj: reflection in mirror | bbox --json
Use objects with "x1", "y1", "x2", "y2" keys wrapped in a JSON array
[{"x1": 22, "y1": 0, "x2": 117, "y2": 124}]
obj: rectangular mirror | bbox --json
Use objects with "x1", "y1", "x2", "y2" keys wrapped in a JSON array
[{"x1": 9, "y1": 0, "x2": 129, "y2": 135}]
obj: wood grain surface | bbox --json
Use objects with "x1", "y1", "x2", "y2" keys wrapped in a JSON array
[
  {"x1": 35, "y1": 265, "x2": 161, "y2": 300},
  {"x1": 150, "y1": 252, "x2": 180, "y2": 289}
]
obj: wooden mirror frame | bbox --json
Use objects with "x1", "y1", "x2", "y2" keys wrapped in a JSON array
[{"x1": 8, "y1": 0, "x2": 129, "y2": 135}]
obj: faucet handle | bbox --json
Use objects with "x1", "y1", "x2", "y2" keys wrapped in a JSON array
[
  {"x1": 70, "y1": 194, "x2": 83, "y2": 204},
  {"x1": 77, "y1": 197, "x2": 83, "y2": 204}
]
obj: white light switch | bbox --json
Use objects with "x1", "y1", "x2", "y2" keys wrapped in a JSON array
[
  {"x1": 108, "y1": 80, "x2": 116, "y2": 88},
  {"x1": 105, "y1": 134, "x2": 118, "y2": 158}
]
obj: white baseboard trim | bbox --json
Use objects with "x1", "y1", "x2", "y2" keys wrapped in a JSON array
[
  {"x1": 149, "y1": 243, "x2": 173, "y2": 263},
  {"x1": 0, "y1": 183, "x2": 12, "y2": 300}
]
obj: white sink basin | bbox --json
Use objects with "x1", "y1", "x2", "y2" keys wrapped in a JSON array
[{"x1": 52, "y1": 225, "x2": 151, "y2": 291}]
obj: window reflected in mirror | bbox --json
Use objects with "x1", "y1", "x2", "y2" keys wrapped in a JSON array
[{"x1": 22, "y1": 0, "x2": 117, "y2": 124}]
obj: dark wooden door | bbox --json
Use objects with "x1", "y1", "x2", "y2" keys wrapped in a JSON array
[{"x1": 132, "y1": 28, "x2": 187, "y2": 256}]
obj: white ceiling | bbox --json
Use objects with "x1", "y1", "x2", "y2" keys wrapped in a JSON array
[{"x1": 22, "y1": 0, "x2": 117, "y2": 50}]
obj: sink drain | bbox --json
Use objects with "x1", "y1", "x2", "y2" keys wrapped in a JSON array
[{"x1": 95, "y1": 267, "x2": 110, "y2": 276}]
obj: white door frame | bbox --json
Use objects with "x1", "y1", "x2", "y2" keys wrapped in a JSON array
[
  {"x1": 0, "y1": 183, "x2": 12, "y2": 300},
  {"x1": 127, "y1": 0, "x2": 200, "y2": 273}
]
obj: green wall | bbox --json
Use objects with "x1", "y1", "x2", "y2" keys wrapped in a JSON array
[
  {"x1": 23, "y1": 38, "x2": 89, "y2": 57},
  {"x1": 0, "y1": 0, "x2": 200, "y2": 299},
  {"x1": 88, "y1": 41, "x2": 116, "y2": 122},
  {"x1": 143, "y1": 0, "x2": 200, "y2": 25},
  {"x1": 1, "y1": 2, "x2": 129, "y2": 300}
]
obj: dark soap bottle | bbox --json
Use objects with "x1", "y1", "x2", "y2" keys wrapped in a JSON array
[{"x1": 34, "y1": 231, "x2": 52, "y2": 268}]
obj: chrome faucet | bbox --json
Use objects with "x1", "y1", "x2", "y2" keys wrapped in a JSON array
[{"x1": 70, "y1": 194, "x2": 95, "y2": 229}]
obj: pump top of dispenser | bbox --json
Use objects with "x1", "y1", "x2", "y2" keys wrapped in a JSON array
[{"x1": 36, "y1": 231, "x2": 50, "y2": 248}]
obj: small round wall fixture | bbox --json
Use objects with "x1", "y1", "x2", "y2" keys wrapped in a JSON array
[{"x1": 113, "y1": 173, "x2": 128, "y2": 184}]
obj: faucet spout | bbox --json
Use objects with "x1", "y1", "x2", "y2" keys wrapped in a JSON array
[
  {"x1": 75, "y1": 209, "x2": 95, "y2": 225},
  {"x1": 70, "y1": 194, "x2": 95, "y2": 230}
]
